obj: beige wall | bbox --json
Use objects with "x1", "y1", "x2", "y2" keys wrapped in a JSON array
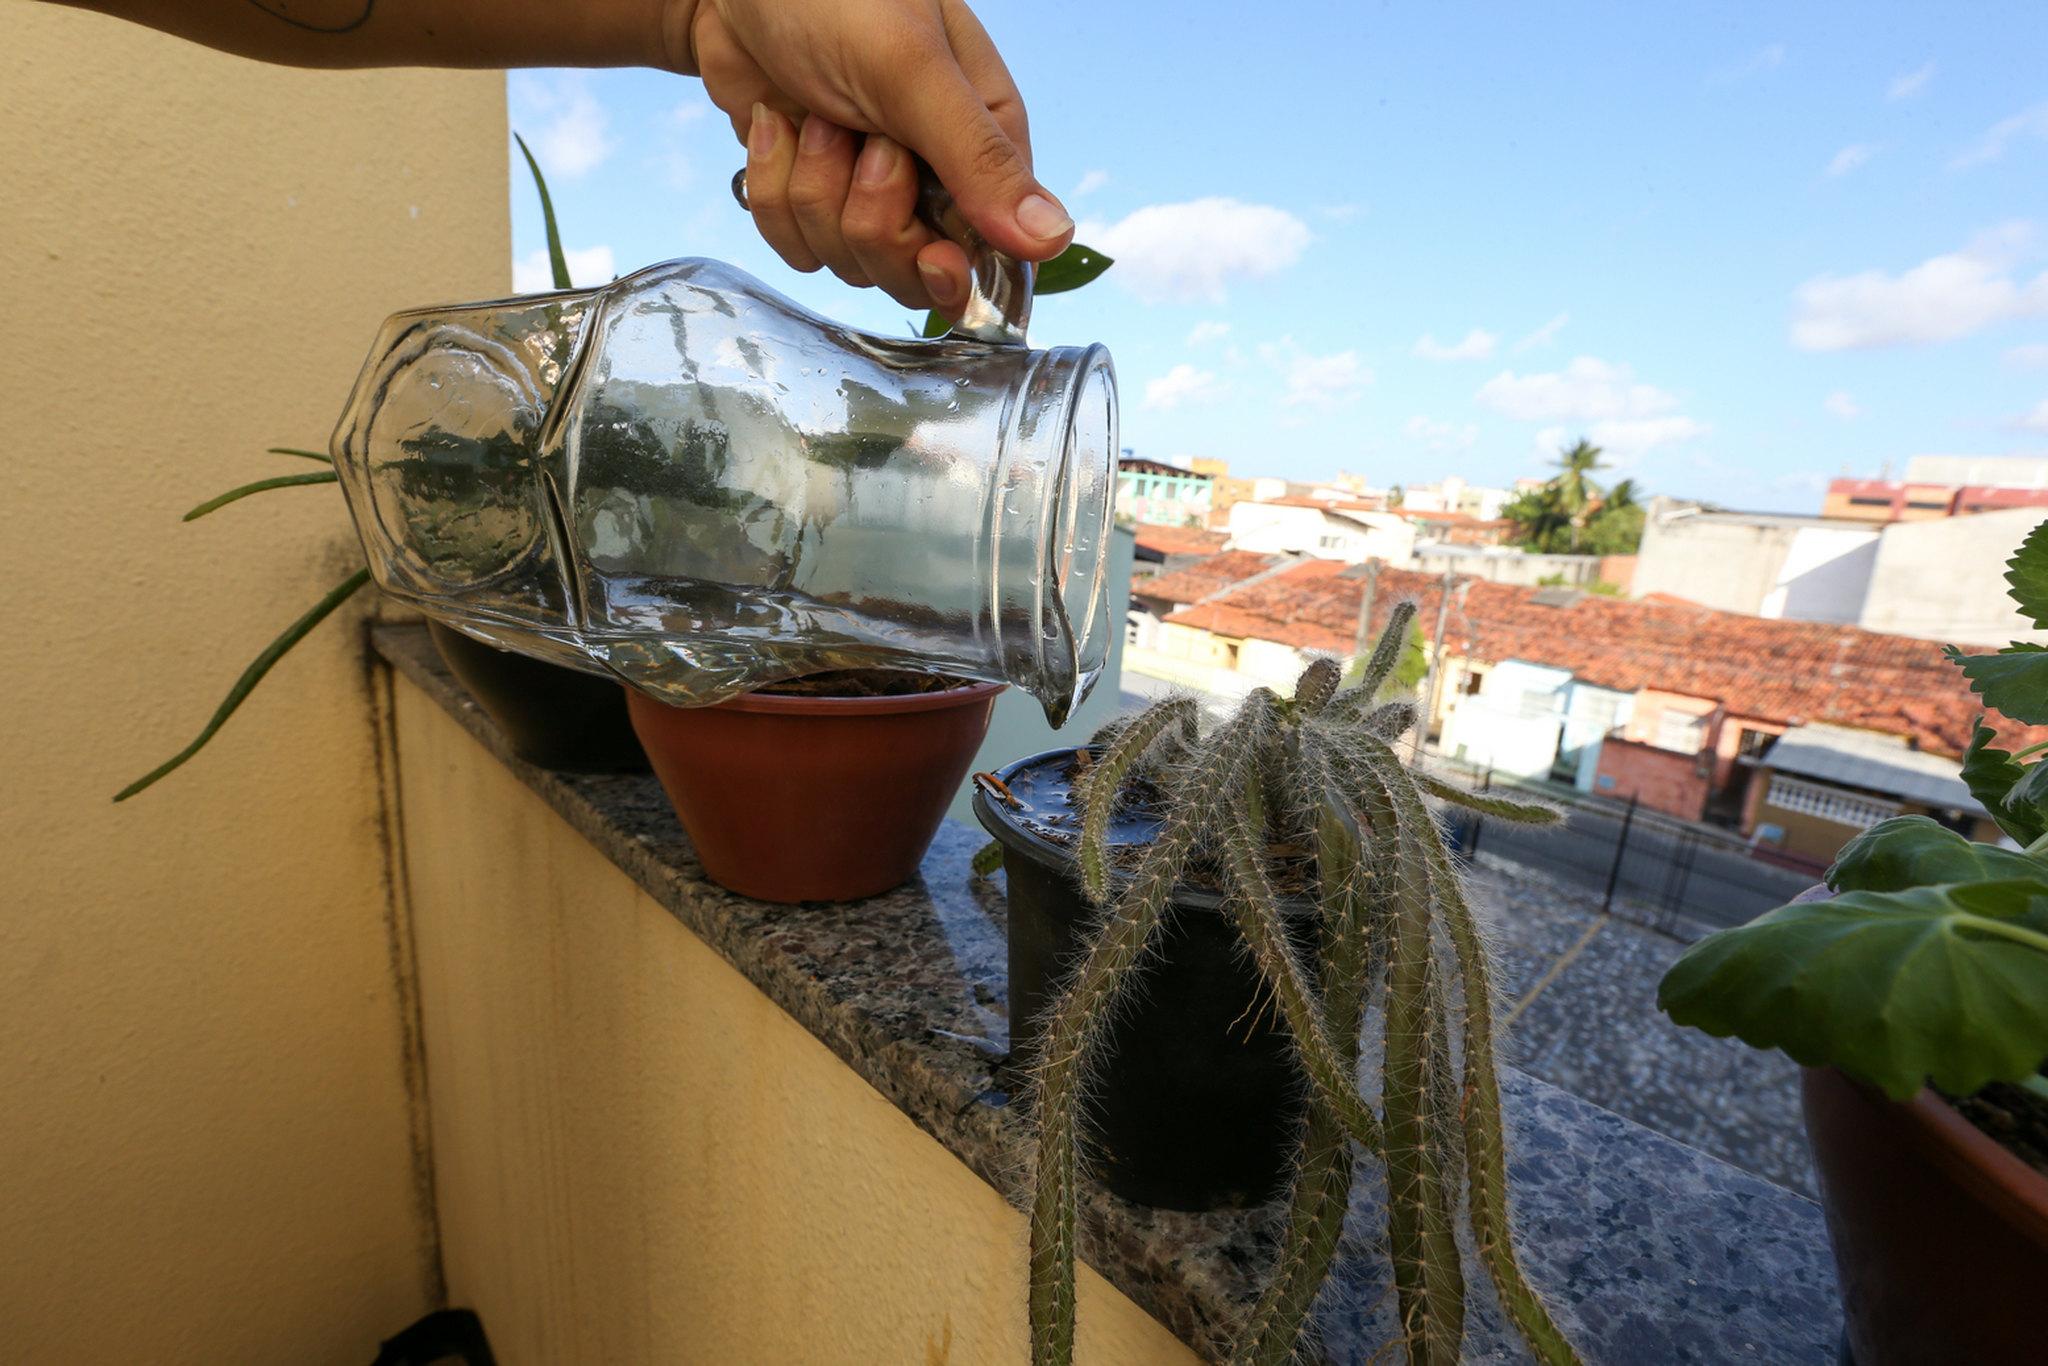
[
  {"x1": 391, "y1": 680, "x2": 1196, "y2": 1366},
  {"x1": 2, "y1": 6, "x2": 506, "y2": 1360}
]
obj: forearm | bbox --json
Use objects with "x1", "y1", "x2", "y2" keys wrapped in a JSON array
[{"x1": 47, "y1": 0, "x2": 698, "y2": 74}]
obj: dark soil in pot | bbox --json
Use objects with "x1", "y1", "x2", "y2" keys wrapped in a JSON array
[
  {"x1": 1803, "y1": 1065, "x2": 2048, "y2": 1366},
  {"x1": 626, "y1": 671, "x2": 1000, "y2": 904},
  {"x1": 428, "y1": 621, "x2": 648, "y2": 773},
  {"x1": 974, "y1": 747, "x2": 1314, "y2": 1212}
]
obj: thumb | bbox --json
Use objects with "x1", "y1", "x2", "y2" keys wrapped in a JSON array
[{"x1": 889, "y1": 67, "x2": 1072, "y2": 262}]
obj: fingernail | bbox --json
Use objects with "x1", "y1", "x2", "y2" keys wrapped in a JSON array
[
  {"x1": 856, "y1": 138, "x2": 898, "y2": 187},
  {"x1": 748, "y1": 103, "x2": 777, "y2": 156},
  {"x1": 1015, "y1": 192, "x2": 1073, "y2": 241},
  {"x1": 919, "y1": 257, "x2": 961, "y2": 305},
  {"x1": 799, "y1": 115, "x2": 835, "y2": 154}
]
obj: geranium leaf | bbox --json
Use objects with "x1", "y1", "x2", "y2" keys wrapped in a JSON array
[
  {"x1": 1828, "y1": 814, "x2": 2047, "y2": 893},
  {"x1": 1948, "y1": 643, "x2": 2048, "y2": 726},
  {"x1": 2006, "y1": 517, "x2": 2048, "y2": 630},
  {"x1": 1959, "y1": 720, "x2": 2045, "y2": 846},
  {"x1": 1658, "y1": 881, "x2": 2048, "y2": 1100}
]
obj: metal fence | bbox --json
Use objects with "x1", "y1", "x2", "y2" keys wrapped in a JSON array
[{"x1": 1435, "y1": 767, "x2": 1817, "y2": 939}]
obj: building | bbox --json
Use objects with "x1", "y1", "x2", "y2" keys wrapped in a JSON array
[
  {"x1": 1631, "y1": 500, "x2": 1880, "y2": 623},
  {"x1": 1115, "y1": 456, "x2": 1214, "y2": 527},
  {"x1": 1742, "y1": 723, "x2": 1997, "y2": 869},
  {"x1": 1395, "y1": 475, "x2": 1516, "y2": 522},
  {"x1": 1123, "y1": 552, "x2": 2041, "y2": 864},
  {"x1": 1857, "y1": 506, "x2": 2048, "y2": 647},
  {"x1": 1395, "y1": 508, "x2": 1516, "y2": 547},
  {"x1": 1821, "y1": 454, "x2": 2048, "y2": 523},
  {"x1": 1129, "y1": 522, "x2": 1229, "y2": 583},
  {"x1": 1225, "y1": 497, "x2": 1419, "y2": 563}
]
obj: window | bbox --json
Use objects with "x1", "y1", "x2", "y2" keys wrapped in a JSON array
[
  {"x1": 1905, "y1": 500, "x2": 1948, "y2": 511},
  {"x1": 1221, "y1": 639, "x2": 1242, "y2": 669},
  {"x1": 1736, "y1": 728, "x2": 1776, "y2": 761},
  {"x1": 1653, "y1": 709, "x2": 1706, "y2": 754},
  {"x1": 1765, "y1": 775, "x2": 1898, "y2": 828},
  {"x1": 1848, "y1": 496, "x2": 1893, "y2": 507},
  {"x1": 1460, "y1": 668, "x2": 1486, "y2": 696}
]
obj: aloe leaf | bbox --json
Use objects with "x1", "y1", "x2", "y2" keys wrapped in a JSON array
[
  {"x1": 2005, "y1": 517, "x2": 2048, "y2": 630},
  {"x1": 513, "y1": 131, "x2": 572, "y2": 289},
  {"x1": 1829, "y1": 815, "x2": 2047, "y2": 893},
  {"x1": 114, "y1": 567, "x2": 372, "y2": 801},
  {"x1": 1658, "y1": 881, "x2": 2048, "y2": 1099},
  {"x1": 1948, "y1": 643, "x2": 2048, "y2": 726},
  {"x1": 183, "y1": 470, "x2": 340, "y2": 521},
  {"x1": 1960, "y1": 720, "x2": 2047, "y2": 846},
  {"x1": 1032, "y1": 242, "x2": 1113, "y2": 295},
  {"x1": 267, "y1": 446, "x2": 333, "y2": 463}
]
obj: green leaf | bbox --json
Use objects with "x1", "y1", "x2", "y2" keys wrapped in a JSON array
[
  {"x1": 2006, "y1": 517, "x2": 2048, "y2": 630},
  {"x1": 970, "y1": 839, "x2": 1004, "y2": 877},
  {"x1": 114, "y1": 567, "x2": 373, "y2": 801},
  {"x1": 182, "y1": 470, "x2": 339, "y2": 521},
  {"x1": 1960, "y1": 720, "x2": 2047, "y2": 846},
  {"x1": 1032, "y1": 242, "x2": 1113, "y2": 295},
  {"x1": 1949, "y1": 643, "x2": 2048, "y2": 725},
  {"x1": 267, "y1": 446, "x2": 332, "y2": 463},
  {"x1": 920, "y1": 309, "x2": 950, "y2": 339},
  {"x1": 1658, "y1": 881, "x2": 2048, "y2": 1099},
  {"x1": 513, "y1": 131, "x2": 572, "y2": 290},
  {"x1": 1828, "y1": 815, "x2": 2046, "y2": 893}
]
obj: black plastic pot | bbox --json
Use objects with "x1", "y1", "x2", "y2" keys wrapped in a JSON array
[
  {"x1": 428, "y1": 620, "x2": 648, "y2": 773},
  {"x1": 974, "y1": 748, "x2": 1310, "y2": 1211}
]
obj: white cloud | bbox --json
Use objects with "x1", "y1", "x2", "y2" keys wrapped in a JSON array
[
  {"x1": 514, "y1": 244, "x2": 616, "y2": 292},
  {"x1": 1513, "y1": 312, "x2": 1570, "y2": 351},
  {"x1": 1790, "y1": 223, "x2": 2048, "y2": 350},
  {"x1": 510, "y1": 73, "x2": 615, "y2": 177},
  {"x1": 1476, "y1": 356, "x2": 1682, "y2": 422},
  {"x1": 1077, "y1": 198, "x2": 1312, "y2": 303},
  {"x1": 1319, "y1": 203, "x2": 1365, "y2": 221},
  {"x1": 1072, "y1": 169, "x2": 1111, "y2": 198},
  {"x1": 1142, "y1": 364, "x2": 1222, "y2": 411},
  {"x1": 1404, "y1": 415, "x2": 1478, "y2": 452},
  {"x1": 1262, "y1": 339, "x2": 1371, "y2": 410},
  {"x1": 1826, "y1": 143, "x2": 1878, "y2": 177},
  {"x1": 1887, "y1": 62, "x2": 1935, "y2": 101},
  {"x1": 2007, "y1": 343, "x2": 2048, "y2": 369},
  {"x1": 1953, "y1": 101, "x2": 2048, "y2": 169},
  {"x1": 1824, "y1": 390, "x2": 1861, "y2": 420},
  {"x1": 1712, "y1": 43, "x2": 1785, "y2": 83},
  {"x1": 2014, "y1": 401, "x2": 2048, "y2": 432},
  {"x1": 1413, "y1": 328, "x2": 1499, "y2": 362},
  {"x1": 1186, "y1": 320, "x2": 1231, "y2": 346}
]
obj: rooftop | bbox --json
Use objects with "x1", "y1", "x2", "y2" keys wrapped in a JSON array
[
  {"x1": 1141, "y1": 553, "x2": 2040, "y2": 758},
  {"x1": 1130, "y1": 522, "x2": 1229, "y2": 560},
  {"x1": 1762, "y1": 722, "x2": 1987, "y2": 815}
]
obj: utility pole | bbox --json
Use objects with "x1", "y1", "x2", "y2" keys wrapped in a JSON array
[
  {"x1": 1421, "y1": 569, "x2": 1461, "y2": 751},
  {"x1": 1349, "y1": 557, "x2": 1381, "y2": 664}
]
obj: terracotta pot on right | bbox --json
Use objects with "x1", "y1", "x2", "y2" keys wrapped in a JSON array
[
  {"x1": 1801, "y1": 1065, "x2": 2048, "y2": 1365},
  {"x1": 626, "y1": 681, "x2": 1000, "y2": 904}
]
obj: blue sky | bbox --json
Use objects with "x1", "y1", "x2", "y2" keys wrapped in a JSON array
[{"x1": 509, "y1": 1, "x2": 2048, "y2": 512}]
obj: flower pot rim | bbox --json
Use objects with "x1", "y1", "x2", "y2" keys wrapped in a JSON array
[
  {"x1": 973, "y1": 746, "x2": 1322, "y2": 917},
  {"x1": 1820, "y1": 1067, "x2": 2048, "y2": 1236},
  {"x1": 635, "y1": 678, "x2": 1005, "y2": 718}
]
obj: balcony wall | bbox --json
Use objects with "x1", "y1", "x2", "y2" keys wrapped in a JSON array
[{"x1": 3, "y1": 9, "x2": 505, "y2": 1359}]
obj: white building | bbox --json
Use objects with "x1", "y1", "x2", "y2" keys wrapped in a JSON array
[
  {"x1": 1630, "y1": 500, "x2": 1879, "y2": 623},
  {"x1": 1225, "y1": 498, "x2": 1418, "y2": 563},
  {"x1": 1399, "y1": 475, "x2": 1515, "y2": 522},
  {"x1": 1858, "y1": 505, "x2": 2048, "y2": 647}
]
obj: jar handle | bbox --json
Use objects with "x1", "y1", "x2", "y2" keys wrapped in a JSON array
[{"x1": 730, "y1": 163, "x2": 1033, "y2": 347}]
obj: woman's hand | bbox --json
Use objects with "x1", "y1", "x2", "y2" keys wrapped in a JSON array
[{"x1": 666, "y1": 0, "x2": 1072, "y2": 313}]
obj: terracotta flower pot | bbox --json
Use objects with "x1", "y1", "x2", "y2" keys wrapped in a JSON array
[
  {"x1": 428, "y1": 621, "x2": 647, "y2": 774},
  {"x1": 1801, "y1": 1065, "x2": 2048, "y2": 1365},
  {"x1": 626, "y1": 681, "x2": 1001, "y2": 903}
]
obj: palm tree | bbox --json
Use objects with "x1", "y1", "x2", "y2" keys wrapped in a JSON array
[{"x1": 1551, "y1": 439, "x2": 1607, "y2": 550}]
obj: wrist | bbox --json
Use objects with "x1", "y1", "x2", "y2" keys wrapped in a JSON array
[{"x1": 654, "y1": 0, "x2": 703, "y2": 74}]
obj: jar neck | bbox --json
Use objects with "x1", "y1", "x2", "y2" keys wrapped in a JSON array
[{"x1": 985, "y1": 343, "x2": 1118, "y2": 729}]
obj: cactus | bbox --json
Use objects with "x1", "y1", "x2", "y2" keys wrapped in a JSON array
[{"x1": 1019, "y1": 606, "x2": 1578, "y2": 1365}]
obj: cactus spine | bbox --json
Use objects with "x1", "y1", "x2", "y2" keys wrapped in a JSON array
[{"x1": 1019, "y1": 607, "x2": 1579, "y2": 1365}]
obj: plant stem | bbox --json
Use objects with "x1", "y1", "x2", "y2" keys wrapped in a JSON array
[{"x1": 183, "y1": 470, "x2": 339, "y2": 521}]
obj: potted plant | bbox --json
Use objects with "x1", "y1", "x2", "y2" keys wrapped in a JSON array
[
  {"x1": 1659, "y1": 523, "x2": 2048, "y2": 1365},
  {"x1": 117, "y1": 134, "x2": 645, "y2": 798},
  {"x1": 975, "y1": 606, "x2": 1579, "y2": 1364}
]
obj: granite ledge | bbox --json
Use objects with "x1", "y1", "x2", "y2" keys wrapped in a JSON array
[{"x1": 372, "y1": 623, "x2": 1840, "y2": 1363}]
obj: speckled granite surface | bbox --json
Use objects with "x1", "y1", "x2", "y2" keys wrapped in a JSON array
[{"x1": 374, "y1": 624, "x2": 1840, "y2": 1364}]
